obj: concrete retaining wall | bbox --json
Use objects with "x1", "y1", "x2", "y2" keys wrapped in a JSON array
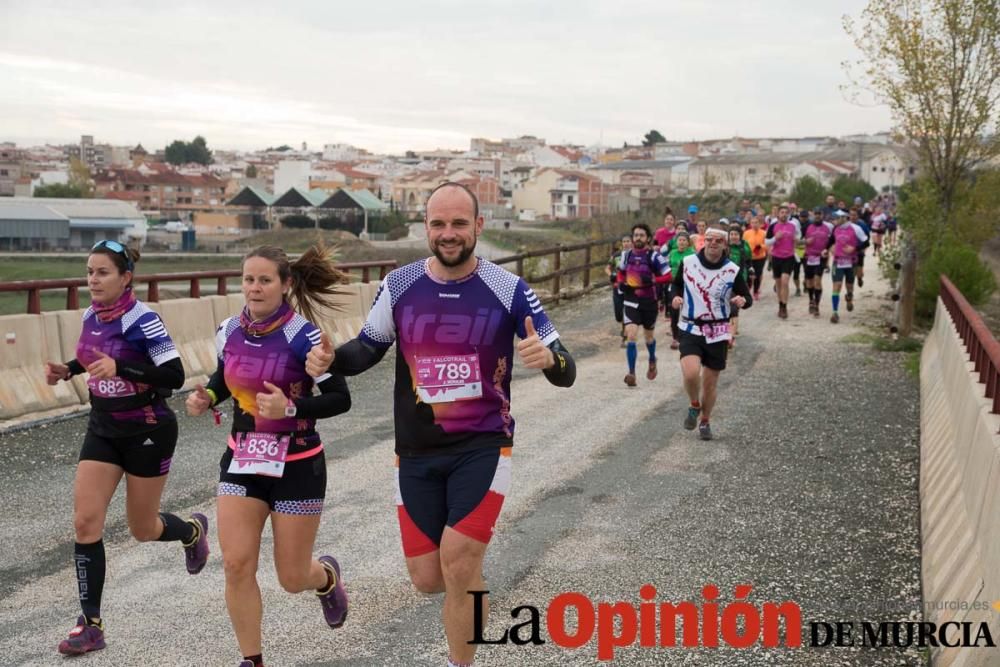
[
  {"x1": 920, "y1": 297, "x2": 1000, "y2": 665},
  {"x1": 0, "y1": 281, "x2": 380, "y2": 427}
]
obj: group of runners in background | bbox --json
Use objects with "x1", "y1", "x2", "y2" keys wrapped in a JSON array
[{"x1": 606, "y1": 193, "x2": 897, "y2": 439}]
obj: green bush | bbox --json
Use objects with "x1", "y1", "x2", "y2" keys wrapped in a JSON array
[
  {"x1": 831, "y1": 175, "x2": 877, "y2": 205},
  {"x1": 789, "y1": 175, "x2": 825, "y2": 210},
  {"x1": 915, "y1": 241, "x2": 996, "y2": 319}
]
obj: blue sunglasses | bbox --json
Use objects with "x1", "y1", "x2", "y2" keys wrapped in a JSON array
[{"x1": 92, "y1": 240, "x2": 134, "y2": 271}]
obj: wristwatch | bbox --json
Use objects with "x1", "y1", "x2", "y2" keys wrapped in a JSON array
[{"x1": 284, "y1": 399, "x2": 297, "y2": 418}]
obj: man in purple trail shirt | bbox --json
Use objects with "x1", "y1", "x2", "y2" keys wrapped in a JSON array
[{"x1": 305, "y1": 182, "x2": 576, "y2": 667}]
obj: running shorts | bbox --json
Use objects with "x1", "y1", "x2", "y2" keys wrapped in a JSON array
[
  {"x1": 396, "y1": 446, "x2": 511, "y2": 558},
  {"x1": 217, "y1": 447, "x2": 326, "y2": 515},
  {"x1": 678, "y1": 332, "x2": 729, "y2": 371},
  {"x1": 80, "y1": 420, "x2": 177, "y2": 478},
  {"x1": 833, "y1": 266, "x2": 856, "y2": 284},
  {"x1": 771, "y1": 256, "x2": 796, "y2": 279},
  {"x1": 623, "y1": 298, "x2": 658, "y2": 330}
]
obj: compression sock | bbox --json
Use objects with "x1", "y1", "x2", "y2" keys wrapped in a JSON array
[
  {"x1": 832, "y1": 292, "x2": 840, "y2": 311},
  {"x1": 815, "y1": 288, "x2": 822, "y2": 305},
  {"x1": 74, "y1": 540, "x2": 105, "y2": 622},
  {"x1": 157, "y1": 512, "x2": 197, "y2": 544},
  {"x1": 646, "y1": 340, "x2": 656, "y2": 363},
  {"x1": 626, "y1": 342, "x2": 637, "y2": 374}
]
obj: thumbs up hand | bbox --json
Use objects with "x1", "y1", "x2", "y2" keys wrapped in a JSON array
[
  {"x1": 86, "y1": 350, "x2": 117, "y2": 380},
  {"x1": 186, "y1": 384, "x2": 212, "y2": 416},
  {"x1": 516, "y1": 316, "x2": 554, "y2": 370},
  {"x1": 256, "y1": 381, "x2": 288, "y2": 419},
  {"x1": 306, "y1": 331, "x2": 335, "y2": 378}
]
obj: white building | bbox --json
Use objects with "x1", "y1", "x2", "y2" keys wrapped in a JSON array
[{"x1": 274, "y1": 160, "x2": 312, "y2": 194}]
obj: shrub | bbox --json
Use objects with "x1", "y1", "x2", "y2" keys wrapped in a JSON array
[
  {"x1": 915, "y1": 241, "x2": 996, "y2": 319},
  {"x1": 280, "y1": 214, "x2": 315, "y2": 229}
]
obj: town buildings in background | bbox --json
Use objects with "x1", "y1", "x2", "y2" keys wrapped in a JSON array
[{"x1": 0, "y1": 130, "x2": 918, "y2": 242}]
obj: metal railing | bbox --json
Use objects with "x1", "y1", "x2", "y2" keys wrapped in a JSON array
[
  {"x1": 493, "y1": 237, "x2": 618, "y2": 305},
  {"x1": 0, "y1": 260, "x2": 397, "y2": 314},
  {"x1": 940, "y1": 275, "x2": 1000, "y2": 418}
]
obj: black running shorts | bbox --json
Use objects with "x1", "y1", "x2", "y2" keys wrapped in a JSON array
[
  {"x1": 771, "y1": 256, "x2": 796, "y2": 279},
  {"x1": 217, "y1": 448, "x2": 327, "y2": 515},
  {"x1": 623, "y1": 298, "x2": 658, "y2": 330},
  {"x1": 79, "y1": 420, "x2": 178, "y2": 477},
  {"x1": 678, "y1": 332, "x2": 728, "y2": 371}
]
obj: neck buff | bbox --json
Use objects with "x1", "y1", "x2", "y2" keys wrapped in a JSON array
[
  {"x1": 240, "y1": 300, "x2": 295, "y2": 337},
  {"x1": 93, "y1": 287, "x2": 137, "y2": 323}
]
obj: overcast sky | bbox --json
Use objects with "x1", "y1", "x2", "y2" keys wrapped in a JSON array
[{"x1": 0, "y1": 0, "x2": 892, "y2": 155}]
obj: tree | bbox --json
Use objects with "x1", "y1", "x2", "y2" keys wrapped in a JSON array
[
  {"x1": 34, "y1": 183, "x2": 86, "y2": 198},
  {"x1": 67, "y1": 158, "x2": 94, "y2": 197},
  {"x1": 830, "y1": 175, "x2": 878, "y2": 204},
  {"x1": 164, "y1": 136, "x2": 214, "y2": 165},
  {"x1": 845, "y1": 0, "x2": 1000, "y2": 332},
  {"x1": 789, "y1": 175, "x2": 826, "y2": 210},
  {"x1": 845, "y1": 0, "x2": 1000, "y2": 222},
  {"x1": 245, "y1": 164, "x2": 258, "y2": 178},
  {"x1": 643, "y1": 130, "x2": 666, "y2": 147}
]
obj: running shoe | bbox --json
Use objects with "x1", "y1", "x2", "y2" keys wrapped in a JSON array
[
  {"x1": 778, "y1": 304, "x2": 788, "y2": 319},
  {"x1": 753, "y1": 291, "x2": 761, "y2": 301},
  {"x1": 698, "y1": 421, "x2": 713, "y2": 441},
  {"x1": 624, "y1": 373, "x2": 637, "y2": 387},
  {"x1": 646, "y1": 360, "x2": 657, "y2": 381},
  {"x1": 317, "y1": 555, "x2": 348, "y2": 628},
  {"x1": 670, "y1": 338, "x2": 679, "y2": 350},
  {"x1": 237, "y1": 661, "x2": 255, "y2": 667},
  {"x1": 57, "y1": 616, "x2": 105, "y2": 655},
  {"x1": 683, "y1": 406, "x2": 700, "y2": 430},
  {"x1": 846, "y1": 297, "x2": 854, "y2": 312},
  {"x1": 795, "y1": 286, "x2": 801, "y2": 296},
  {"x1": 858, "y1": 276, "x2": 864, "y2": 287},
  {"x1": 830, "y1": 312, "x2": 840, "y2": 324},
  {"x1": 185, "y1": 513, "x2": 210, "y2": 575}
]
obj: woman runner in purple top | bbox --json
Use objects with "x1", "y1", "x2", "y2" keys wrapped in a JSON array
[
  {"x1": 44, "y1": 241, "x2": 208, "y2": 656},
  {"x1": 185, "y1": 245, "x2": 352, "y2": 667}
]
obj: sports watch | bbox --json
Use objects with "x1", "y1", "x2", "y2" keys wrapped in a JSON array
[{"x1": 284, "y1": 399, "x2": 297, "y2": 418}]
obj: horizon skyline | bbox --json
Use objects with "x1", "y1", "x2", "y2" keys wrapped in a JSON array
[{"x1": 2, "y1": 1, "x2": 894, "y2": 155}]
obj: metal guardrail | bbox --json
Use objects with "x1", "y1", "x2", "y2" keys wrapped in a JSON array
[
  {"x1": 494, "y1": 236, "x2": 618, "y2": 305},
  {"x1": 0, "y1": 260, "x2": 397, "y2": 314},
  {"x1": 940, "y1": 274, "x2": 1000, "y2": 418}
]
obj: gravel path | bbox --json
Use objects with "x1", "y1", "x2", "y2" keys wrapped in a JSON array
[{"x1": 0, "y1": 258, "x2": 923, "y2": 666}]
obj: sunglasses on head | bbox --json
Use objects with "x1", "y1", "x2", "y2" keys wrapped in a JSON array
[{"x1": 91, "y1": 240, "x2": 134, "y2": 271}]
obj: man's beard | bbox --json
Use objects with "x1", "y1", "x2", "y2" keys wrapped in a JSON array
[
  {"x1": 633, "y1": 239, "x2": 646, "y2": 249},
  {"x1": 432, "y1": 238, "x2": 476, "y2": 267}
]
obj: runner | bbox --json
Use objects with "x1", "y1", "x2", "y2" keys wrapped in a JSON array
[
  {"x1": 185, "y1": 244, "x2": 352, "y2": 667},
  {"x1": 605, "y1": 235, "x2": 632, "y2": 346},
  {"x1": 848, "y1": 207, "x2": 871, "y2": 287},
  {"x1": 304, "y1": 182, "x2": 576, "y2": 667},
  {"x1": 802, "y1": 208, "x2": 834, "y2": 318},
  {"x1": 826, "y1": 211, "x2": 869, "y2": 323},
  {"x1": 691, "y1": 219, "x2": 708, "y2": 252},
  {"x1": 665, "y1": 230, "x2": 696, "y2": 350},
  {"x1": 743, "y1": 214, "x2": 767, "y2": 301},
  {"x1": 43, "y1": 241, "x2": 205, "y2": 656},
  {"x1": 869, "y1": 205, "x2": 887, "y2": 257},
  {"x1": 764, "y1": 205, "x2": 800, "y2": 319},
  {"x1": 671, "y1": 225, "x2": 753, "y2": 440},
  {"x1": 726, "y1": 223, "x2": 753, "y2": 343},
  {"x1": 618, "y1": 223, "x2": 671, "y2": 386}
]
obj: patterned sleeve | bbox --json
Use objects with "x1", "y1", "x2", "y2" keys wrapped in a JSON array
[
  {"x1": 288, "y1": 318, "x2": 332, "y2": 383},
  {"x1": 124, "y1": 310, "x2": 180, "y2": 367},
  {"x1": 652, "y1": 250, "x2": 671, "y2": 275},
  {"x1": 215, "y1": 317, "x2": 238, "y2": 360},
  {"x1": 358, "y1": 281, "x2": 396, "y2": 350},
  {"x1": 512, "y1": 278, "x2": 559, "y2": 345}
]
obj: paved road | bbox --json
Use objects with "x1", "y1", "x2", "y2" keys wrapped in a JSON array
[{"x1": 0, "y1": 264, "x2": 924, "y2": 666}]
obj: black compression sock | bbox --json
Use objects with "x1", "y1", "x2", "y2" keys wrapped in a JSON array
[
  {"x1": 157, "y1": 512, "x2": 197, "y2": 544},
  {"x1": 74, "y1": 540, "x2": 105, "y2": 620}
]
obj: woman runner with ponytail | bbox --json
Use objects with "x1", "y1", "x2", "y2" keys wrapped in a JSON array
[
  {"x1": 44, "y1": 240, "x2": 207, "y2": 656},
  {"x1": 185, "y1": 245, "x2": 352, "y2": 667}
]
